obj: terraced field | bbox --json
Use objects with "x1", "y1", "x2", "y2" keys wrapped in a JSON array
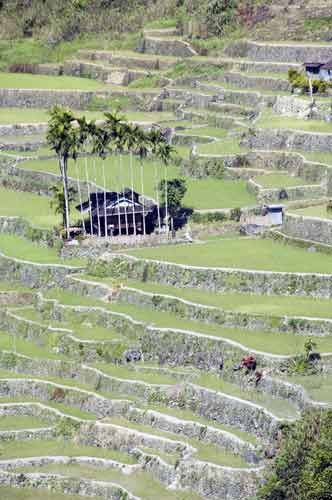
[{"x1": 0, "y1": 22, "x2": 332, "y2": 500}]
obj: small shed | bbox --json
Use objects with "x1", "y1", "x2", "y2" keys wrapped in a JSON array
[
  {"x1": 265, "y1": 204, "x2": 284, "y2": 225},
  {"x1": 304, "y1": 61, "x2": 332, "y2": 81}
]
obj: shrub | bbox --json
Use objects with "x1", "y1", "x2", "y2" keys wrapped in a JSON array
[
  {"x1": 190, "y1": 212, "x2": 227, "y2": 223},
  {"x1": 327, "y1": 199, "x2": 332, "y2": 213},
  {"x1": 230, "y1": 207, "x2": 242, "y2": 222},
  {"x1": 258, "y1": 410, "x2": 332, "y2": 500}
]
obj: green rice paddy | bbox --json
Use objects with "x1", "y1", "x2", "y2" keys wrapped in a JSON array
[{"x1": 124, "y1": 237, "x2": 332, "y2": 273}]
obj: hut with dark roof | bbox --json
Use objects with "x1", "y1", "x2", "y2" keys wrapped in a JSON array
[
  {"x1": 304, "y1": 60, "x2": 332, "y2": 81},
  {"x1": 76, "y1": 189, "x2": 158, "y2": 236}
]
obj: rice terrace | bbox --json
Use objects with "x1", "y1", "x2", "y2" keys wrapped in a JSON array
[{"x1": 0, "y1": 0, "x2": 332, "y2": 499}]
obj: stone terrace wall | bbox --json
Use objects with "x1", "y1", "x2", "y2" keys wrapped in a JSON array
[
  {"x1": 142, "y1": 37, "x2": 197, "y2": 58},
  {"x1": 247, "y1": 179, "x2": 327, "y2": 204},
  {"x1": 283, "y1": 212, "x2": 332, "y2": 246},
  {"x1": 225, "y1": 40, "x2": 332, "y2": 63},
  {"x1": 0, "y1": 123, "x2": 47, "y2": 137},
  {"x1": 242, "y1": 128, "x2": 332, "y2": 153},
  {"x1": 222, "y1": 72, "x2": 290, "y2": 92},
  {"x1": 183, "y1": 151, "x2": 329, "y2": 184},
  {"x1": 97, "y1": 254, "x2": 332, "y2": 298},
  {"x1": 0, "y1": 89, "x2": 100, "y2": 110},
  {"x1": 273, "y1": 96, "x2": 332, "y2": 120}
]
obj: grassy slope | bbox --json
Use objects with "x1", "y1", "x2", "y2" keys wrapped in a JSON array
[
  {"x1": 0, "y1": 234, "x2": 85, "y2": 267},
  {"x1": 0, "y1": 187, "x2": 60, "y2": 228},
  {"x1": 43, "y1": 288, "x2": 332, "y2": 356},
  {"x1": 254, "y1": 173, "x2": 311, "y2": 188},
  {"x1": 257, "y1": 109, "x2": 332, "y2": 134},
  {"x1": 124, "y1": 237, "x2": 332, "y2": 273},
  {"x1": 13, "y1": 464, "x2": 201, "y2": 500},
  {"x1": 0, "y1": 488, "x2": 99, "y2": 500},
  {"x1": 291, "y1": 205, "x2": 332, "y2": 220},
  {"x1": 0, "y1": 72, "x2": 106, "y2": 90},
  {"x1": 0, "y1": 108, "x2": 175, "y2": 125},
  {"x1": 20, "y1": 157, "x2": 256, "y2": 210},
  {"x1": 118, "y1": 279, "x2": 332, "y2": 319}
]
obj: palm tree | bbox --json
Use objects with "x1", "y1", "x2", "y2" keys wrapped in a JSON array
[
  {"x1": 74, "y1": 160, "x2": 86, "y2": 234},
  {"x1": 149, "y1": 129, "x2": 174, "y2": 233},
  {"x1": 50, "y1": 183, "x2": 77, "y2": 231},
  {"x1": 47, "y1": 106, "x2": 88, "y2": 238},
  {"x1": 93, "y1": 158, "x2": 101, "y2": 237}
]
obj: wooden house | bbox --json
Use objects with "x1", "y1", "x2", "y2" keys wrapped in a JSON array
[{"x1": 76, "y1": 189, "x2": 158, "y2": 236}]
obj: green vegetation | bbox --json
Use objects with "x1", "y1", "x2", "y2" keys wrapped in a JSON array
[
  {"x1": 254, "y1": 174, "x2": 310, "y2": 188},
  {"x1": 0, "y1": 439, "x2": 136, "y2": 463},
  {"x1": 20, "y1": 156, "x2": 256, "y2": 210},
  {"x1": 94, "y1": 363, "x2": 177, "y2": 385},
  {"x1": 259, "y1": 410, "x2": 332, "y2": 500},
  {"x1": 119, "y1": 279, "x2": 332, "y2": 319},
  {"x1": 0, "y1": 72, "x2": 106, "y2": 90},
  {"x1": 0, "y1": 234, "x2": 85, "y2": 266},
  {"x1": 42, "y1": 288, "x2": 332, "y2": 356},
  {"x1": 257, "y1": 109, "x2": 332, "y2": 134},
  {"x1": 104, "y1": 416, "x2": 252, "y2": 467},
  {"x1": 0, "y1": 416, "x2": 48, "y2": 430},
  {"x1": 0, "y1": 488, "x2": 98, "y2": 500},
  {"x1": 144, "y1": 403, "x2": 258, "y2": 444},
  {"x1": 286, "y1": 373, "x2": 332, "y2": 403},
  {"x1": 125, "y1": 237, "x2": 332, "y2": 273},
  {"x1": 14, "y1": 464, "x2": 201, "y2": 500},
  {"x1": 0, "y1": 187, "x2": 60, "y2": 228},
  {"x1": 291, "y1": 205, "x2": 332, "y2": 220}
]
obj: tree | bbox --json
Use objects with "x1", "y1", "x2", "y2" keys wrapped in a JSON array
[
  {"x1": 259, "y1": 410, "x2": 332, "y2": 500},
  {"x1": 159, "y1": 177, "x2": 187, "y2": 232},
  {"x1": 47, "y1": 106, "x2": 88, "y2": 238},
  {"x1": 49, "y1": 183, "x2": 77, "y2": 230}
]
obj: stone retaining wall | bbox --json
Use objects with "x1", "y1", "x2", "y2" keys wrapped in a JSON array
[
  {"x1": 0, "y1": 254, "x2": 83, "y2": 289},
  {"x1": 0, "y1": 352, "x2": 261, "y2": 461},
  {"x1": 273, "y1": 96, "x2": 332, "y2": 120},
  {"x1": 242, "y1": 128, "x2": 332, "y2": 153},
  {"x1": 185, "y1": 151, "x2": 330, "y2": 184},
  {"x1": 118, "y1": 286, "x2": 332, "y2": 337},
  {"x1": 0, "y1": 89, "x2": 98, "y2": 110},
  {"x1": 98, "y1": 254, "x2": 332, "y2": 298},
  {"x1": 247, "y1": 178, "x2": 326, "y2": 204},
  {"x1": 282, "y1": 212, "x2": 332, "y2": 246},
  {"x1": 0, "y1": 123, "x2": 47, "y2": 137},
  {"x1": 79, "y1": 50, "x2": 175, "y2": 70},
  {"x1": 141, "y1": 37, "x2": 197, "y2": 58},
  {"x1": 0, "y1": 471, "x2": 139, "y2": 500},
  {"x1": 225, "y1": 40, "x2": 332, "y2": 63},
  {"x1": 221, "y1": 72, "x2": 290, "y2": 92},
  {"x1": 0, "y1": 216, "x2": 56, "y2": 246}
]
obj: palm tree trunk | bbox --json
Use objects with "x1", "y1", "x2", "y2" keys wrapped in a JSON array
[
  {"x1": 130, "y1": 152, "x2": 136, "y2": 236},
  {"x1": 154, "y1": 161, "x2": 161, "y2": 232},
  {"x1": 60, "y1": 156, "x2": 70, "y2": 239},
  {"x1": 140, "y1": 160, "x2": 146, "y2": 236},
  {"x1": 93, "y1": 158, "x2": 101, "y2": 237},
  {"x1": 121, "y1": 155, "x2": 129, "y2": 236},
  {"x1": 74, "y1": 159, "x2": 86, "y2": 235},
  {"x1": 102, "y1": 159, "x2": 108, "y2": 237},
  {"x1": 84, "y1": 156, "x2": 94, "y2": 235},
  {"x1": 116, "y1": 155, "x2": 122, "y2": 235},
  {"x1": 164, "y1": 163, "x2": 169, "y2": 234}
]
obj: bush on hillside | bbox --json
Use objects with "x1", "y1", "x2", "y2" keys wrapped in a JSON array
[
  {"x1": 259, "y1": 409, "x2": 332, "y2": 500},
  {"x1": 288, "y1": 68, "x2": 332, "y2": 94}
]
